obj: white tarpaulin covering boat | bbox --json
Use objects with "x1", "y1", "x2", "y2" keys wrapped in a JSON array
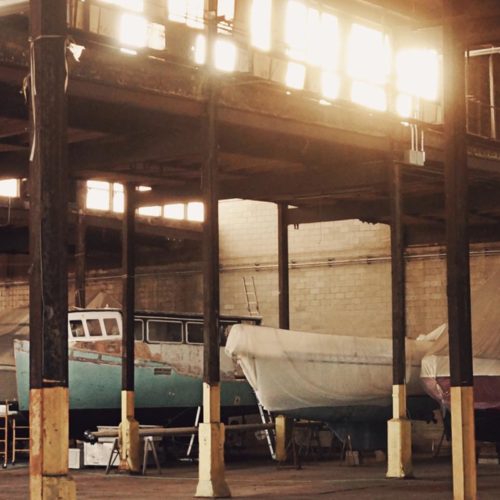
[
  {"x1": 226, "y1": 324, "x2": 434, "y2": 422},
  {"x1": 421, "y1": 270, "x2": 500, "y2": 410}
]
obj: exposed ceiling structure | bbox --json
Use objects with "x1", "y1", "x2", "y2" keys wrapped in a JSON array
[{"x1": 0, "y1": 1, "x2": 499, "y2": 249}]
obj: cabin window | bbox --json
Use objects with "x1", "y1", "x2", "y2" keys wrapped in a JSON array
[
  {"x1": 219, "y1": 321, "x2": 236, "y2": 347},
  {"x1": 186, "y1": 322, "x2": 204, "y2": 344},
  {"x1": 87, "y1": 319, "x2": 103, "y2": 337},
  {"x1": 104, "y1": 318, "x2": 120, "y2": 336},
  {"x1": 147, "y1": 320, "x2": 182, "y2": 343},
  {"x1": 134, "y1": 320, "x2": 144, "y2": 341},
  {"x1": 70, "y1": 320, "x2": 85, "y2": 338}
]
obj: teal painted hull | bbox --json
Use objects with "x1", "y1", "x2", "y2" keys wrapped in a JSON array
[{"x1": 14, "y1": 342, "x2": 257, "y2": 412}]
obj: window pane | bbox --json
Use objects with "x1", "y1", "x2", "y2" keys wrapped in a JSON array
[
  {"x1": 70, "y1": 320, "x2": 85, "y2": 338},
  {"x1": 138, "y1": 205, "x2": 162, "y2": 216},
  {"x1": 164, "y1": 203, "x2": 185, "y2": 220},
  {"x1": 347, "y1": 24, "x2": 390, "y2": 85},
  {"x1": 321, "y1": 71, "x2": 340, "y2": 100},
  {"x1": 285, "y1": 62, "x2": 306, "y2": 90},
  {"x1": 219, "y1": 322, "x2": 235, "y2": 347},
  {"x1": 168, "y1": 0, "x2": 187, "y2": 23},
  {"x1": 251, "y1": 0, "x2": 272, "y2": 51},
  {"x1": 87, "y1": 319, "x2": 103, "y2": 337},
  {"x1": 120, "y1": 13, "x2": 148, "y2": 48},
  {"x1": 87, "y1": 180, "x2": 110, "y2": 211},
  {"x1": 148, "y1": 320, "x2": 182, "y2": 342},
  {"x1": 104, "y1": 318, "x2": 120, "y2": 336},
  {"x1": 351, "y1": 81, "x2": 387, "y2": 111},
  {"x1": 186, "y1": 0, "x2": 204, "y2": 29},
  {"x1": 187, "y1": 202, "x2": 204, "y2": 221},
  {"x1": 134, "y1": 320, "x2": 143, "y2": 341},
  {"x1": 0, "y1": 179, "x2": 19, "y2": 198},
  {"x1": 215, "y1": 38, "x2": 237, "y2": 72},
  {"x1": 285, "y1": 1, "x2": 307, "y2": 61},
  {"x1": 396, "y1": 49, "x2": 439, "y2": 101},
  {"x1": 319, "y1": 13, "x2": 339, "y2": 71},
  {"x1": 187, "y1": 322, "x2": 204, "y2": 343}
]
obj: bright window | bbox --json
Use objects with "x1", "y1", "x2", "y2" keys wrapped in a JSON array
[
  {"x1": 285, "y1": 62, "x2": 306, "y2": 90},
  {"x1": 112, "y1": 183, "x2": 124, "y2": 213},
  {"x1": 187, "y1": 202, "x2": 204, "y2": 221},
  {"x1": 251, "y1": 0, "x2": 272, "y2": 51},
  {"x1": 351, "y1": 81, "x2": 387, "y2": 111},
  {"x1": 87, "y1": 180, "x2": 110, "y2": 211},
  {"x1": 194, "y1": 34, "x2": 237, "y2": 72},
  {"x1": 0, "y1": 179, "x2": 19, "y2": 198},
  {"x1": 164, "y1": 203, "x2": 185, "y2": 220},
  {"x1": 101, "y1": 0, "x2": 143, "y2": 13},
  {"x1": 120, "y1": 13, "x2": 147, "y2": 48},
  {"x1": 285, "y1": 1, "x2": 307, "y2": 61},
  {"x1": 396, "y1": 49, "x2": 439, "y2": 101},
  {"x1": 138, "y1": 205, "x2": 162, "y2": 217},
  {"x1": 321, "y1": 71, "x2": 340, "y2": 100}
]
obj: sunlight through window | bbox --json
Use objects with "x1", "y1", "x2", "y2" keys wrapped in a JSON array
[
  {"x1": 112, "y1": 183, "x2": 124, "y2": 213},
  {"x1": 285, "y1": 1, "x2": 307, "y2": 61},
  {"x1": 194, "y1": 34, "x2": 237, "y2": 72},
  {"x1": 396, "y1": 49, "x2": 439, "y2": 101},
  {"x1": 396, "y1": 94, "x2": 413, "y2": 118},
  {"x1": 119, "y1": 13, "x2": 147, "y2": 48},
  {"x1": 251, "y1": 0, "x2": 272, "y2": 51},
  {"x1": 87, "y1": 181, "x2": 110, "y2": 211},
  {"x1": 218, "y1": 0, "x2": 235, "y2": 22},
  {"x1": 138, "y1": 205, "x2": 162, "y2": 217},
  {"x1": 321, "y1": 72, "x2": 340, "y2": 100},
  {"x1": 164, "y1": 203, "x2": 185, "y2": 220},
  {"x1": 186, "y1": 0, "x2": 204, "y2": 29},
  {"x1": 102, "y1": 0, "x2": 143, "y2": 13},
  {"x1": 351, "y1": 81, "x2": 387, "y2": 111},
  {"x1": 286, "y1": 62, "x2": 306, "y2": 90},
  {"x1": 0, "y1": 179, "x2": 19, "y2": 198},
  {"x1": 187, "y1": 202, "x2": 204, "y2": 221},
  {"x1": 347, "y1": 24, "x2": 390, "y2": 85}
]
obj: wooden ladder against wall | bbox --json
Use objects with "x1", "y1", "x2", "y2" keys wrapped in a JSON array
[
  {"x1": 242, "y1": 276, "x2": 260, "y2": 317},
  {"x1": 11, "y1": 416, "x2": 29, "y2": 465}
]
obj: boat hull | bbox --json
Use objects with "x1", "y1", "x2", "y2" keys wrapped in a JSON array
[{"x1": 14, "y1": 340, "x2": 257, "y2": 412}]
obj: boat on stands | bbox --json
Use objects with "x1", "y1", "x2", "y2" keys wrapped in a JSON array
[
  {"x1": 3, "y1": 304, "x2": 261, "y2": 436},
  {"x1": 226, "y1": 324, "x2": 438, "y2": 449}
]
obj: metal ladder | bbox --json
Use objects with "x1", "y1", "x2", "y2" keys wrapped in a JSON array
[
  {"x1": 0, "y1": 401, "x2": 8, "y2": 468},
  {"x1": 257, "y1": 403, "x2": 275, "y2": 459},
  {"x1": 242, "y1": 276, "x2": 260, "y2": 316}
]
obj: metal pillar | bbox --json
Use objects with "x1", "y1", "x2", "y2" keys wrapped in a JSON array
[
  {"x1": 74, "y1": 181, "x2": 87, "y2": 308},
  {"x1": 489, "y1": 55, "x2": 497, "y2": 140},
  {"x1": 196, "y1": 1, "x2": 230, "y2": 497},
  {"x1": 28, "y1": 0, "x2": 76, "y2": 497},
  {"x1": 386, "y1": 162, "x2": 412, "y2": 478},
  {"x1": 443, "y1": 2, "x2": 476, "y2": 499},
  {"x1": 119, "y1": 182, "x2": 140, "y2": 472},
  {"x1": 277, "y1": 203, "x2": 290, "y2": 330}
]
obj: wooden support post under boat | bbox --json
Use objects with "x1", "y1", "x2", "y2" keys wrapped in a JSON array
[
  {"x1": 119, "y1": 182, "x2": 140, "y2": 473},
  {"x1": 28, "y1": 0, "x2": 76, "y2": 497},
  {"x1": 277, "y1": 203, "x2": 290, "y2": 330},
  {"x1": 196, "y1": 2, "x2": 230, "y2": 497},
  {"x1": 74, "y1": 181, "x2": 87, "y2": 308},
  {"x1": 387, "y1": 162, "x2": 412, "y2": 478},
  {"x1": 443, "y1": 3, "x2": 476, "y2": 499}
]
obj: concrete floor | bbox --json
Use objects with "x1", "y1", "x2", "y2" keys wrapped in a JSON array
[{"x1": 1, "y1": 458, "x2": 499, "y2": 499}]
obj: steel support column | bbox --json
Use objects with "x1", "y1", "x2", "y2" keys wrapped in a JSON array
[
  {"x1": 277, "y1": 203, "x2": 289, "y2": 330},
  {"x1": 74, "y1": 181, "x2": 87, "y2": 308},
  {"x1": 444, "y1": 2, "x2": 476, "y2": 499},
  {"x1": 196, "y1": 1, "x2": 230, "y2": 497},
  {"x1": 387, "y1": 162, "x2": 412, "y2": 478},
  {"x1": 28, "y1": 0, "x2": 76, "y2": 497},
  {"x1": 119, "y1": 182, "x2": 140, "y2": 472}
]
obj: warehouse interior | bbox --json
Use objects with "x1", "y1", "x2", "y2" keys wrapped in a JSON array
[{"x1": 1, "y1": 0, "x2": 500, "y2": 498}]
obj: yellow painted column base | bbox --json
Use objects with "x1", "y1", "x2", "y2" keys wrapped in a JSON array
[
  {"x1": 275, "y1": 415, "x2": 291, "y2": 462},
  {"x1": 29, "y1": 387, "x2": 76, "y2": 500},
  {"x1": 451, "y1": 386, "x2": 477, "y2": 500},
  {"x1": 118, "y1": 417, "x2": 140, "y2": 472},
  {"x1": 30, "y1": 476, "x2": 77, "y2": 500},
  {"x1": 196, "y1": 422, "x2": 231, "y2": 498},
  {"x1": 386, "y1": 418, "x2": 413, "y2": 478}
]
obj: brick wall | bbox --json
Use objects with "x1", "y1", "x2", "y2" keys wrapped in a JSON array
[{"x1": 1, "y1": 199, "x2": 500, "y2": 341}]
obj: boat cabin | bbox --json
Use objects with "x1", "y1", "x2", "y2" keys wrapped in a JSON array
[{"x1": 67, "y1": 309, "x2": 261, "y2": 346}]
